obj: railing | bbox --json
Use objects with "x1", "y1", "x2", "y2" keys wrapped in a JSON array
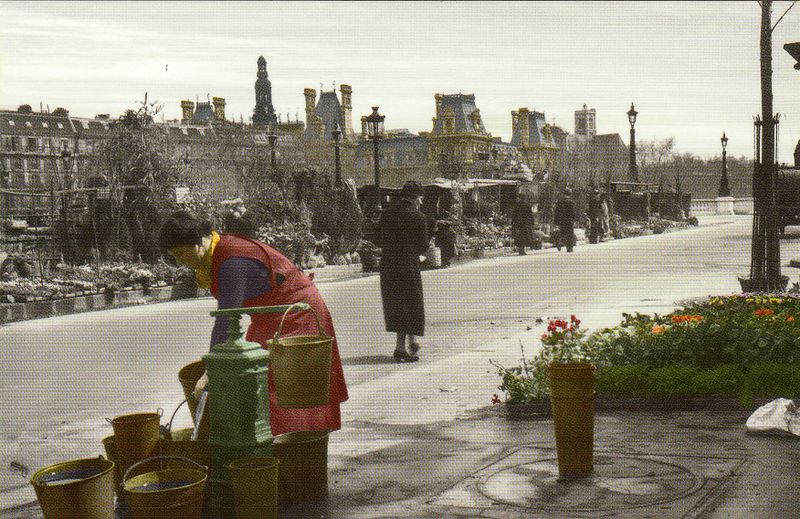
[{"x1": 690, "y1": 197, "x2": 753, "y2": 215}]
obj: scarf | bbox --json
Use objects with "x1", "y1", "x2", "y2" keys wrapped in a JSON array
[{"x1": 195, "y1": 231, "x2": 220, "y2": 290}]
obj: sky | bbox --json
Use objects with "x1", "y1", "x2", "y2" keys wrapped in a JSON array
[{"x1": 1, "y1": 1, "x2": 799, "y2": 162}]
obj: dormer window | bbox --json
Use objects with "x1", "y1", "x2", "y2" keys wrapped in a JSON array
[
  {"x1": 180, "y1": 128, "x2": 188, "y2": 135},
  {"x1": 57, "y1": 123, "x2": 64, "y2": 129}
]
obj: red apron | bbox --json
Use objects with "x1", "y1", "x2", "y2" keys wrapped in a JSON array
[{"x1": 211, "y1": 234, "x2": 348, "y2": 435}]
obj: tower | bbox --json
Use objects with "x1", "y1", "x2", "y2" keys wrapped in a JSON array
[
  {"x1": 253, "y1": 56, "x2": 277, "y2": 127},
  {"x1": 339, "y1": 84, "x2": 353, "y2": 141},
  {"x1": 181, "y1": 100, "x2": 195, "y2": 123},
  {"x1": 574, "y1": 103, "x2": 596, "y2": 137}
]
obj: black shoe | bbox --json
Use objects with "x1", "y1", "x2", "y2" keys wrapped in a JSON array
[
  {"x1": 393, "y1": 350, "x2": 419, "y2": 362},
  {"x1": 408, "y1": 341, "x2": 420, "y2": 355}
]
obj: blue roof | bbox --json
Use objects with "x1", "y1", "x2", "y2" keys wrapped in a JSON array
[{"x1": 432, "y1": 94, "x2": 488, "y2": 135}]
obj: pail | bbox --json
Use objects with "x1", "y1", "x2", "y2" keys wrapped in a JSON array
[
  {"x1": 108, "y1": 411, "x2": 162, "y2": 477},
  {"x1": 178, "y1": 360, "x2": 210, "y2": 440},
  {"x1": 268, "y1": 303, "x2": 332, "y2": 408},
  {"x1": 272, "y1": 431, "x2": 329, "y2": 500},
  {"x1": 123, "y1": 456, "x2": 207, "y2": 519},
  {"x1": 30, "y1": 456, "x2": 115, "y2": 519},
  {"x1": 548, "y1": 363, "x2": 596, "y2": 476},
  {"x1": 227, "y1": 456, "x2": 280, "y2": 519},
  {"x1": 101, "y1": 435, "x2": 123, "y2": 498},
  {"x1": 160, "y1": 428, "x2": 210, "y2": 467}
]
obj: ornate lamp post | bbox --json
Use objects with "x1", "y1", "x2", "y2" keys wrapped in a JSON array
[
  {"x1": 627, "y1": 103, "x2": 639, "y2": 183},
  {"x1": 332, "y1": 124, "x2": 342, "y2": 185},
  {"x1": 268, "y1": 127, "x2": 277, "y2": 171},
  {"x1": 718, "y1": 132, "x2": 731, "y2": 197},
  {"x1": 365, "y1": 106, "x2": 385, "y2": 209}
]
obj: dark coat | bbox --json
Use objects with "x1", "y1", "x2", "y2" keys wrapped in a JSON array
[
  {"x1": 554, "y1": 196, "x2": 576, "y2": 247},
  {"x1": 375, "y1": 199, "x2": 429, "y2": 336},
  {"x1": 511, "y1": 200, "x2": 536, "y2": 247}
]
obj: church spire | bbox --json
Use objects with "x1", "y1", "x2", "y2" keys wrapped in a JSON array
[{"x1": 253, "y1": 55, "x2": 277, "y2": 127}]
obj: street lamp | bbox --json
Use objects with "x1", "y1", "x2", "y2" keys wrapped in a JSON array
[
  {"x1": 331, "y1": 124, "x2": 342, "y2": 185},
  {"x1": 267, "y1": 127, "x2": 277, "y2": 171},
  {"x1": 718, "y1": 132, "x2": 731, "y2": 197},
  {"x1": 365, "y1": 106, "x2": 385, "y2": 208},
  {"x1": 627, "y1": 103, "x2": 639, "y2": 183}
]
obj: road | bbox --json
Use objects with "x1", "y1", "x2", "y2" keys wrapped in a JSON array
[{"x1": 2, "y1": 215, "x2": 799, "y2": 513}]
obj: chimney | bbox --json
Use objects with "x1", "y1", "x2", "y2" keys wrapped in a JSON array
[
  {"x1": 304, "y1": 88, "x2": 316, "y2": 123},
  {"x1": 361, "y1": 116, "x2": 368, "y2": 140},
  {"x1": 518, "y1": 108, "x2": 530, "y2": 147},
  {"x1": 181, "y1": 100, "x2": 195, "y2": 123},
  {"x1": 212, "y1": 97, "x2": 226, "y2": 121},
  {"x1": 339, "y1": 84, "x2": 353, "y2": 141},
  {"x1": 434, "y1": 93, "x2": 443, "y2": 115}
]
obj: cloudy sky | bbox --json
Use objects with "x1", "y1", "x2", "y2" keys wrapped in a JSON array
[{"x1": 1, "y1": 1, "x2": 799, "y2": 161}]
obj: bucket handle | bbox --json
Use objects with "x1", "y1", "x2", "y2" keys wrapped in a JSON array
[
  {"x1": 161, "y1": 400, "x2": 188, "y2": 436},
  {"x1": 123, "y1": 455, "x2": 207, "y2": 485},
  {"x1": 105, "y1": 408, "x2": 163, "y2": 425},
  {"x1": 272, "y1": 301, "x2": 329, "y2": 344}
]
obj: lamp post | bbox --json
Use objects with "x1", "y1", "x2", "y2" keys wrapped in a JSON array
[
  {"x1": 268, "y1": 127, "x2": 277, "y2": 171},
  {"x1": 627, "y1": 103, "x2": 639, "y2": 183},
  {"x1": 718, "y1": 132, "x2": 731, "y2": 197},
  {"x1": 365, "y1": 106, "x2": 385, "y2": 209},
  {"x1": 332, "y1": 124, "x2": 342, "y2": 185}
]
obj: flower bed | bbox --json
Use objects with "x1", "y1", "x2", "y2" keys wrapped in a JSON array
[
  {"x1": 0, "y1": 258, "x2": 189, "y2": 302},
  {"x1": 492, "y1": 294, "x2": 800, "y2": 407}
]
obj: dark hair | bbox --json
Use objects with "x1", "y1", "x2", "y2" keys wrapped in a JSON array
[
  {"x1": 159, "y1": 210, "x2": 212, "y2": 250},
  {"x1": 400, "y1": 180, "x2": 424, "y2": 199},
  {"x1": 223, "y1": 211, "x2": 256, "y2": 238}
]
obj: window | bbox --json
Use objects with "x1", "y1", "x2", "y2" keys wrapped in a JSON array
[
  {"x1": 57, "y1": 123, "x2": 64, "y2": 129},
  {"x1": 28, "y1": 158, "x2": 39, "y2": 170},
  {"x1": 13, "y1": 157, "x2": 23, "y2": 171},
  {"x1": 27, "y1": 138, "x2": 37, "y2": 152},
  {"x1": 8, "y1": 120, "x2": 14, "y2": 126},
  {"x1": 10, "y1": 137, "x2": 19, "y2": 151},
  {"x1": 61, "y1": 139, "x2": 70, "y2": 152}
]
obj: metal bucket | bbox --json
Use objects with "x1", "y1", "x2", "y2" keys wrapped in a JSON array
[
  {"x1": 101, "y1": 435, "x2": 123, "y2": 498},
  {"x1": 159, "y1": 400, "x2": 210, "y2": 467},
  {"x1": 178, "y1": 360, "x2": 210, "y2": 439},
  {"x1": 268, "y1": 304, "x2": 332, "y2": 409},
  {"x1": 107, "y1": 410, "x2": 162, "y2": 477},
  {"x1": 227, "y1": 456, "x2": 280, "y2": 519},
  {"x1": 30, "y1": 456, "x2": 115, "y2": 519},
  {"x1": 123, "y1": 456, "x2": 207, "y2": 519},
  {"x1": 272, "y1": 431, "x2": 329, "y2": 501}
]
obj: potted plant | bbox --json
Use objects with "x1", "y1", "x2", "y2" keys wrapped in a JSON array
[{"x1": 540, "y1": 315, "x2": 596, "y2": 480}]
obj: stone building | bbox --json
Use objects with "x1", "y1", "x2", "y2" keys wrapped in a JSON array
[
  {"x1": 303, "y1": 84, "x2": 355, "y2": 143},
  {"x1": 252, "y1": 56, "x2": 278, "y2": 127},
  {"x1": 510, "y1": 108, "x2": 558, "y2": 175}
]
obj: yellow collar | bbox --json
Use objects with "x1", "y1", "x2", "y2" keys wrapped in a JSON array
[{"x1": 195, "y1": 231, "x2": 220, "y2": 290}]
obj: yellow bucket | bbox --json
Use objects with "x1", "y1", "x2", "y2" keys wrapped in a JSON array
[
  {"x1": 101, "y1": 435, "x2": 123, "y2": 498},
  {"x1": 30, "y1": 456, "x2": 115, "y2": 519},
  {"x1": 548, "y1": 363, "x2": 596, "y2": 477},
  {"x1": 123, "y1": 456, "x2": 207, "y2": 519},
  {"x1": 228, "y1": 456, "x2": 280, "y2": 519},
  {"x1": 178, "y1": 360, "x2": 210, "y2": 440},
  {"x1": 272, "y1": 431, "x2": 329, "y2": 501},
  {"x1": 160, "y1": 427, "x2": 210, "y2": 467},
  {"x1": 108, "y1": 411, "x2": 162, "y2": 477},
  {"x1": 268, "y1": 303, "x2": 332, "y2": 409}
]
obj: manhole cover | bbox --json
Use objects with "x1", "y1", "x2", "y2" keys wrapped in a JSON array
[{"x1": 477, "y1": 455, "x2": 701, "y2": 512}]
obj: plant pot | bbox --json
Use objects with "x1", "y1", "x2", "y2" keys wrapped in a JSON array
[{"x1": 548, "y1": 362, "x2": 595, "y2": 478}]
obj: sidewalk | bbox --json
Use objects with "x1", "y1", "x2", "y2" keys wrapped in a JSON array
[{"x1": 10, "y1": 215, "x2": 785, "y2": 519}]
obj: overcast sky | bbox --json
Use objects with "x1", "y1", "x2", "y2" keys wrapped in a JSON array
[{"x1": 1, "y1": 1, "x2": 799, "y2": 161}]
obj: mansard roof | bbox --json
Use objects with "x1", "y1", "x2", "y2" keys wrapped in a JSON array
[
  {"x1": 191, "y1": 102, "x2": 215, "y2": 124},
  {"x1": 432, "y1": 93, "x2": 488, "y2": 135},
  {"x1": 510, "y1": 109, "x2": 554, "y2": 148},
  {"x1": 305, "y1": 90, "x2": 342, "y2": 140},
  {"x1": 0, "y1": 110, "x2": 75, "y2": 137}
]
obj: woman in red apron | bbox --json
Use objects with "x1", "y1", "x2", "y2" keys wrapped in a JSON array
[{"x1": 160, "y1": 210, "x2": 348, "y2": 435}]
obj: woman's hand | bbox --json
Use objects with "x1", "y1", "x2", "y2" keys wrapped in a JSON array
[{"x1": 193, "y1": 371, "x2": 209, "y2": 399}]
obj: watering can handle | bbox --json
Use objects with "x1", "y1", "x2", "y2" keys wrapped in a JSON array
[
  {"x1": 165, "y1": 400, "x2": 188, "y2": 433},
  {"x1": 122, "y1": 455, "x2": 207, "y2": 485},
  {"x1": 272, "y1": 301, "x2": 327, "y2": 344}
]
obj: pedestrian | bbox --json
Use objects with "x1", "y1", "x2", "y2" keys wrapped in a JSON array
[
  {"x1": 587, "y1": 189, "x2": 604, "y2": 244},
  {"x1": 434, "y1": 220, "x2": 457, "y2": 267},
  {"x1": 375, "y1": 180, "x2": 429, "y2": 362},
  {"x1": 553, "y1": 187, "x2": 577, "y2": 252},
  {"x1": 511, "y1": 192, "x2": 536, "y2": 255},
  {"x1": 600, "y1": 193, "x2": 611, "y2": 238},
  {"x1": 158, "y1": 210, "x2": 348, "y2": 436}
]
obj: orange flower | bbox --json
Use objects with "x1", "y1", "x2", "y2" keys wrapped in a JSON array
[
  {"x1": 671, "y1": 314, "x2": 704, "y2": 323},
  {"x1": 787, "y1": 315, "x2": 795, "y2": 322},
  {"x1": 754, "y1": 308, "x2": 775, "y2": 317},
  {"x1": 651, "y1": 325, "x2": 666, "y2": 334}
]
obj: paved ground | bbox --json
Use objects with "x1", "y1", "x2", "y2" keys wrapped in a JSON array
[{"x1": 4, "y1": 215, "x2": 800, "y2": 518}]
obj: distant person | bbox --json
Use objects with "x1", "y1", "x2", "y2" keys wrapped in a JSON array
[
  {"x1": 554, "y1": 188, "x2": 577, "y2": 253},
  {"x1": 375, "y1": 181, "x2": 429, "y2": 362},
  {"x1": 511, "y1": 192, "x2": 536, "y2": 255},
  {"x1": 600, "y1": 193, "x2": 611, "y2": 239},
  {"x1": 587, "y1": 189, "x2": 604, "y2": 244},
  {"x1": 434, "y1": 220, "x2": 457, "y2": 268}
]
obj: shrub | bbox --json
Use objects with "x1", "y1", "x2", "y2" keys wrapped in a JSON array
[
  {"x1": 646, "y1": 365, "x2": 700, "y2": 397},
  {"x1": 596, "y1": 365, "x2": 649, "y2": 396},
  {"x1": 742, "y1": 362, "x2": 800, "y2": 399},
  {"x1": 692, "y1": 364, "x2": 745, "y2": 396}
]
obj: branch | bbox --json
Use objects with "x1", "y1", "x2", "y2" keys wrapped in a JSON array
[{"x1": 772, "y1": 0, "x2": 797, "y2": 30}]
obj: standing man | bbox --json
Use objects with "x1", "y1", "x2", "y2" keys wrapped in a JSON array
[
  {"x1": 554, "y1": 188, "x2": 577, "y2": 253},
  {"x1": 587, "y1": 189, "x2": 604, "y2": 244},
  {"x1": 375, "y1": 181, "x2": 429, "y2": 362},
  {"x1": 511, "y1": 192, "x2": 536, "y2": 255}
]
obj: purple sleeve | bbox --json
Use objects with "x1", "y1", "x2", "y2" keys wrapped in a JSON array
[{"x1": 210, "y1": 257, "x2": 272, "y2": 348}]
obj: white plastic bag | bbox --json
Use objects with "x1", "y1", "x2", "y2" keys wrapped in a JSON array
[{"x1": 745, "y1": 398, "x2": 800, "y2": 436}]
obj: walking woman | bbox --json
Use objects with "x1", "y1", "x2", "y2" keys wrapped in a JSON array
[
  {"x1": 376, "y1": 181, "x2": 429, "y2": 362},
  {"x1": 159, "y1": 210, "x2": 348, "y2": 435}
]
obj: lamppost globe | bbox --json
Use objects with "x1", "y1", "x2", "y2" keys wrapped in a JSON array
[
  {"x1": 627, "y1": 103, "x2": 638, "y2": 128},
  {"x1": 364, "y1": 106, "x2": 385, "y2": 210},
  {"x1": 721, "y1": 132, "x2": 728, "y2": 149}
]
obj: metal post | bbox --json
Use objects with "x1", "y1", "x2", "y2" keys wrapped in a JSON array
[
  {"x1": 629, "y1": 126, "x2": 638, "y2": 183},
  {"x1": 718, "y1": 145, "x2": 730, "y2": 197},
  {"x1": 332, "y1": 127, "x2": 342, "y2": 185},
  {"x1": 373, "y1": 137, "x2": 381, "y2": 209}
]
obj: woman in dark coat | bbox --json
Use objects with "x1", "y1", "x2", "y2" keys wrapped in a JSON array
[
  {"x1": 554, "y1": 187, "x2": 577, "y2": 252},
  {"x1": 375, "y1": 181, "x2": 429, "y2": 362},
  {"x1": 511, "y1": 192, "x2": 536, "y2": 255}
]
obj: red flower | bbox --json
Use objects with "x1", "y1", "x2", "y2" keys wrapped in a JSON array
[
  {"x1": 491, "y1": 394, "x2": 502, "y2": 405},
  {"x1": 570, "y1": 314, "x2": 577, "y2": 322}
]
